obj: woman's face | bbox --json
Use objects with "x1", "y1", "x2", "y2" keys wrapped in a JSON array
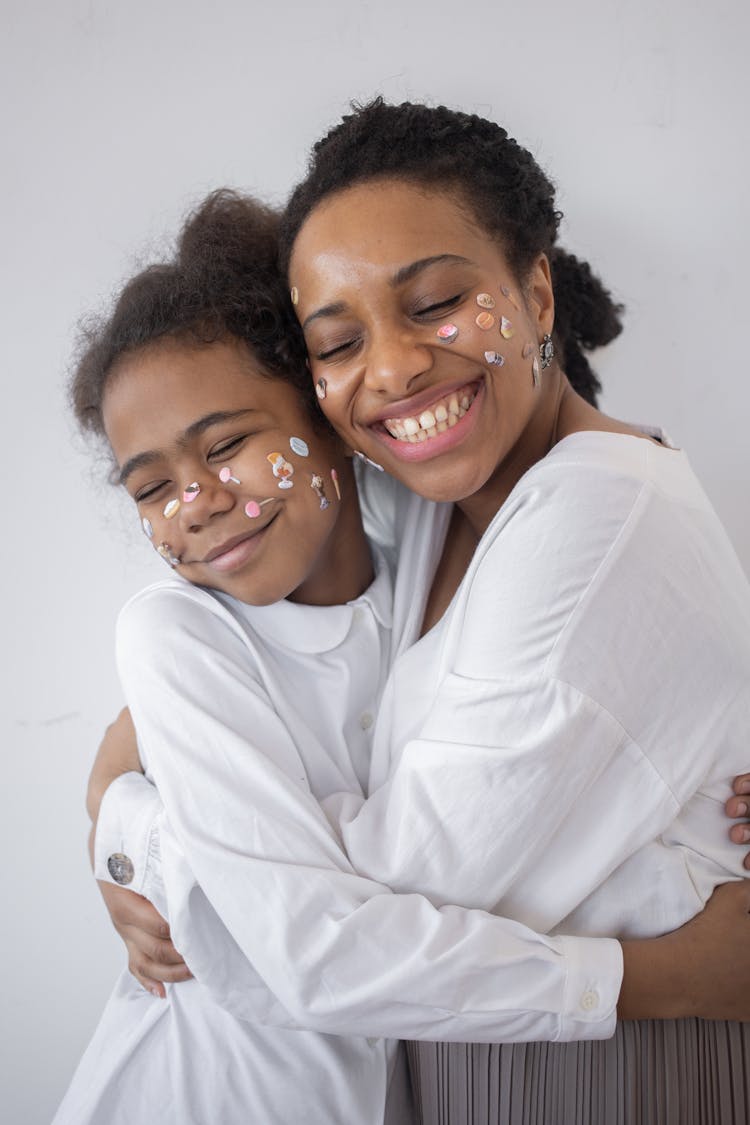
[
  {"x1": 289, "y1": 180, "x2": 555, "y2": 506},
  {"x1": 102, "y1": 337, "x2": 355, "y2": 606}
]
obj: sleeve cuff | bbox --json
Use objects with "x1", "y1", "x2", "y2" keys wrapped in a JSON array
[
  {"x1": 556, "y1": 934, "x2": 622, "y2": 1041},
  {"x1": 94, "y1": 772, "x2": 168, "y2": 918}
]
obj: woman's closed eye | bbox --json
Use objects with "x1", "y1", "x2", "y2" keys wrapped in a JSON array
[{"x1": 413, "y1": 293, "x2": 464, "y2": 318}]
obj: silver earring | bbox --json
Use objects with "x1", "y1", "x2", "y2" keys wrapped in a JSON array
[{"x1": 540, "y1": 334, "x2": 555, "y2": 370}]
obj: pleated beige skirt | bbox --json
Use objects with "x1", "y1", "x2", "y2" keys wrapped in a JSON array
[{"x1": 407, "y1": 1020, "x2": 750, "y2": 1125}]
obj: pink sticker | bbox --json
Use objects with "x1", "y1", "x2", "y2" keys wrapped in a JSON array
[
  {"x1": 436, "y1": 323, "x2": 459, "y2": 342},
  {"x1": 245, "y1": 501, "x2": 261, "y2": 519},
  {"x1": 500, "y1": 316, "x2": 514, "y2": 339}
]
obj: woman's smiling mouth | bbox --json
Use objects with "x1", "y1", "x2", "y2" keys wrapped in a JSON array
[{"x1": 370, "y1": 381, "x2": 483, "y2": 461}]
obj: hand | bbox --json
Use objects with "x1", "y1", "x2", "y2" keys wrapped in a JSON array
[
  {"x1": 726, "y1": 773, "x2": 750, "y2": 869},
  {"x1": 98, "y1": 880, "x2": 192, "y2": 999},
  {"x1": 620, "y1": 881, "x2": 750, "y2": 1021},
  {"x1": 87, "y1": 707, "x2": 143, "y2": 823}
]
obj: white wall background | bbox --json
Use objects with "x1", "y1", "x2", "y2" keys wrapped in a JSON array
[{"x1": 2, "y1": 1, "x2": 748, "y2": 1120}]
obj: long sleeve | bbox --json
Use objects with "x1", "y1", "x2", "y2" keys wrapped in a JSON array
[
  {"x1": 114, "y1": 582, "x2": 622, "y2": 1043},
  {"x1": 336, "y1": 438, "x2": 750, "y2": 937}
]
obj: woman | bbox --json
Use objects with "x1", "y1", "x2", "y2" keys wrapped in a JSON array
[{"x1": 93, "y1": 103, "x2": 750, "y2": 1124}]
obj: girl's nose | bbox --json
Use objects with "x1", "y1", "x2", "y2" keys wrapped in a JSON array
[{"x1": 180, "y1": 476, "x2": 236, "y2": 531}]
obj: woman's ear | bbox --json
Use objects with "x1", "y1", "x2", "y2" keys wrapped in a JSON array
[{"x1": 527, "y1": 253, "x2": 555, "y2": 336}]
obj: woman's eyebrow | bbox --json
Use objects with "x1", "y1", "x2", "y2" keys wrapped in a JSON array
[
  {"x1": 301, "y1": 255, "x2": 474, "y2": 330},
  {"x1": 118, "y1": 410, "x2": 257, "y2": 485},
  {"x1": 390, "y1": 254, "x2": 475, "y2": 287}
]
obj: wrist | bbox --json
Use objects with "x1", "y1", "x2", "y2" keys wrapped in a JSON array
[{"x1": 618, "y1": 934, "x2": 694, "y2": 1021}]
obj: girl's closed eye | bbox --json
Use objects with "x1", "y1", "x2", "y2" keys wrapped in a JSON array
[
  {"x1": 208, "y1": 434, "x2": 249, "y2": 461},
  {"x1": 134, "y1": 480, "x2": 171, "y2": 504}
]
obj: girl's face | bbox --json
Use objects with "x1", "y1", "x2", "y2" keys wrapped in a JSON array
[
  {"x1": 102, "y1": 337, "x2": 359, "y2": 606},
  {"x1": 289, "y1": 179, "x2": 555, "y2": 509}
]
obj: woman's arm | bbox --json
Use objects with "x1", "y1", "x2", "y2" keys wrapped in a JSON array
[{"x1": 109, "y1": 582, "x2": 624, "y2": 1042}]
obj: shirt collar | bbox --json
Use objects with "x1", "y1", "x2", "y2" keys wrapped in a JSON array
[{"x1": 214, "y1": 543, "x2": 393, "y2": 655}]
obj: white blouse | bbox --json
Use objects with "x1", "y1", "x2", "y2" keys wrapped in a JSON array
[
  {"x1": 334, "y1": 432, "x2": 750, "y2": 942},
  {"x1": 93, "y1": 470, "x2": 622, "y2": 1052}
]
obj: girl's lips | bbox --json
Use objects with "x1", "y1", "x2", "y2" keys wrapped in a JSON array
[
  {"x1": 201, "y1": 516, "x2": 277, "y2": 573},
  {"x1": 370, "y1": 381, "x2": 484, "y2": 462}
]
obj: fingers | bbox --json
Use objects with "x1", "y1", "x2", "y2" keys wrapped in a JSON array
[{"x1": 726, "y1": 776, "x2": 750, "y2": 868}]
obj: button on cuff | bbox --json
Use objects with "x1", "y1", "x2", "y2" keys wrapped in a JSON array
[{"x1": 107, "y1": 852, "x2": 135, "y2": 885}]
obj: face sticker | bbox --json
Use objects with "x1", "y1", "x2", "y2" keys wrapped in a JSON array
[
  {"x1": 500, "y1": 285, "x2": 519, "y2": 309},
  {"x1": 330, "y1": 468, "x2": 341, "y2": 501},
  {"x1": 310, "y1": 474, "x2": 331, "y2": 510},
  {"x1": 163, "y1": 498, "x2": 181, "y2": 519},
  {"x1": 156, "y1": 542, "x2": 180, "y2": 568},
  {"x1": 289, "y1": 436, "x2": 309, "y2": 458},
  {"x1": 219, "y1": 466, "x2": 241, "y2": 484},
  {"x1": 521, "y1": 342, "x2": 534, "y2": 359},
  {"x1": 532, "y1": 356, "x2": 540, "y2": 387},
  {"x1": 183, "y1": 482, "x2": 200, "y2": 503},
  {"x1": 244, "y1": 498, "x2": 274, "y2": 519},
  {"x1": 476, "y1": 292, "x2": 496, "y2": 310},
  {"x1": 484, "y1": 351, "x2": 504, "y2": 366},
  {"x1": 267, "y1": 452, "x2": 294, "y2": 488},
  {"x1": 475, "y1": 311, "x2": 495, "y2": 331},
  {"x1": 500, "y1": 316, "x2": 514, "y2": 340},
  {"x1": 316, "y1": 378, "x2": 327, "y2": 400},
  {"x1": 353, "y1": 450, "x2": 385, "y2": 471},
  {"x1": 290, "y1": 286, "x2": 299, "y2": 306},
  {"x1": 142, "y1": 517, "x2": 154, "y2": 539},
  {"x1": 436, "y1": 323, "x2": 459, "y2": 343}
]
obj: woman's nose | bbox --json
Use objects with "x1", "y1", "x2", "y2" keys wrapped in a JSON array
[{"x1": 362, "y1": 326, "x2": 433, "y2": 396}]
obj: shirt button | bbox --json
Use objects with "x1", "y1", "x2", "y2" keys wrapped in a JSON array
[
  {"x1": 580, "y1": 989, "x2": 600, "y2": 1012},
  {"x1": 360, "y1": 712, "x2": 374, "y2": 730},
  {"x1": 107, "y1": 853, "x2": 135, "y2": 886}
]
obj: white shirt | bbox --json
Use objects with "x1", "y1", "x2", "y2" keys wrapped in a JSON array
[
  {"x1": 92, "y1": 475, "x2": 621, "y2": 1052},
  {"x1": 333, "y1": 432, "x2": 750, "y2": 942},
  {"x1": 59, "y1": 551, "x2": 415, "y2": 1125}
]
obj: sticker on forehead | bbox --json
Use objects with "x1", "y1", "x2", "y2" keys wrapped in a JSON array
[
  {"x1": 436, "y1": 323, "x2": 458, "y2": 343},
  {"x1": 484, "y1": 351, "x2": 504, "y2": 366},
  {"x1": 475, "y1": 312, "x2": 495, "y2": 331},
  {"x1": 500, "y1": 316, "x2": 514, "y2": 340},
  {"x1": 267, "y1": 452, "x2": 294, "y2": 488},
  {"x1": 290, "y1": 286, "x2": 299, "y2": 306},
  {"x1": 163, "y1": 498, "x2": 181, "y2": 519},
  {"x1": 142, "y1": 517, "x2": 154, "y2": 539},
  {"x1": 316, "y1": 378, "x2": 327, "y2": 400},
  {"x1": 476, "y1": 293, "x2": 496, "y2": 310},
  {"x1": 289, "y1": 436, "x2": 309, "y2": 458}
]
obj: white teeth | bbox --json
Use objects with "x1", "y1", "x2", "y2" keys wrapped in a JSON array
[{"x1": 383, "y1": 387, "x2": 477, "y2": 443}]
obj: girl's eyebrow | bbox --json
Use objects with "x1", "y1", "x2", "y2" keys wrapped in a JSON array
[
  {"x1": 118, "y1": 409, "x2": 257, "y2": 485},
  {"x1": 301, "y1": 255, "x2": 475, "y2": 330}
]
